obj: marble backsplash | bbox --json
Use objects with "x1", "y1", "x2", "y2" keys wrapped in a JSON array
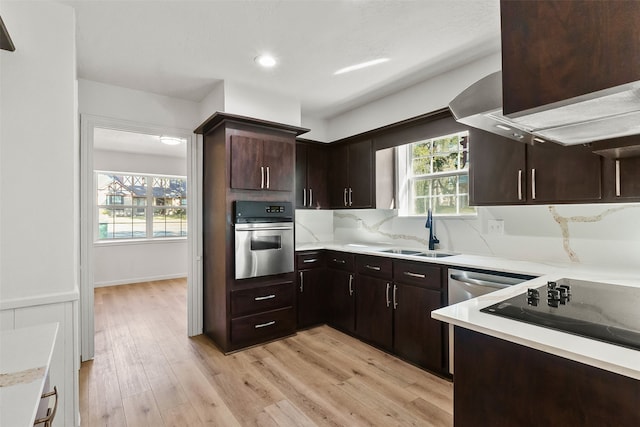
[{"x1": 296, "y1": 203, "x2": 640, "y2": 269}]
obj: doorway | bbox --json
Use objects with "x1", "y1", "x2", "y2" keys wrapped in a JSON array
[{"x1": 80, "y1": 115, "x2": 202, "y2": 361}]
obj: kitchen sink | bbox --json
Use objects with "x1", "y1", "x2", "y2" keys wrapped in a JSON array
[
  {"x1": 378, "y1": 249, "x2": 423, "y2": 255},
  {"x1": 414, "y1": 252, "x2": 455, "y2": 258},
  {"x1": 375, "y1": 248, "x2": 457, "y2": 258}
]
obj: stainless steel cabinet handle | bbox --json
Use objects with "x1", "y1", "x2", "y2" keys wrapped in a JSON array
[
  {"x1": 332, "y1": 258, "x2": 346, "y2": 264},
  {"x1": 393, "y1": 284, "x2": 398, "y2": 309},
  {"x1": 348, "y1": 274, "x2": 354, "y2": 296},
  {"x1": 518, "y1": 169, "x2": 523, "y2": 200},
  {"x1": 303, "y1": 188, "x2": 307, "y2": 206},
  {"x1": 299, "y1": 271, "x2": 304, "y2": 293},
  {"x1": 615, "y1": 160, "x2": 621, "y2": 197},
  {"x1": 531, "y1": 168, "x2": 536, "y2": 200},
  {"x1": 303, "y1": 258, "x2": 318, "y2": 263},
  {"x1": 365, "y1": 265, "x2": 381, "y2": 271},
  {"x1": 254, "y1": 294, "x2": 276, "y2": 301},
  {"x1": 386, "y1": 283, "x2": 391, "y2": 307},
  {"x1": 349, "y1": 187, "x2": 353, "y2": 206},
  {"x1": 403, "y1": 271, "x2": 426, "y2": 279},
  {"x1": 266, "y1": 166, "x2": 270, "y2": 189},
  {"x1": 309, "y1": 188, "x2": 313, "y2": 207},
  {"x1": 344, "y1": 188, "x2": 348, "y2": 206},
  {"x1": 261, "y1": 166, "x2": 265, "y2": 189},
  {"x1": 255, "y1": 320, "x2": 276, "y2": 329}
]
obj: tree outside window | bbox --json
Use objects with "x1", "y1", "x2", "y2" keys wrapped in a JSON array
[
  {"x1": 398, "y1": 131, "x2": 475, "y2": 217},
  {"x1": 96, "y1": 172, "x2": 187, "y2": 240}
]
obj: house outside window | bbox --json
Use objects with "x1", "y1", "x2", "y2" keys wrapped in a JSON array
[
  {"x1": 96, "y1": 172, "x2": 187, "y2": 240},
  {"x1": 397, "y1": 131, "x2": 475, "y2": 217}
]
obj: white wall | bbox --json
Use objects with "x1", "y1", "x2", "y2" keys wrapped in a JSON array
[
  {"x1": 0, "y1": 1, "x2": 79, "y2": 425},
  {"x1": 199, "y1": 80, "x2": 225, "y2": 123},
  {"x1": 92, "y1": 149, "x2": 188, "y2": 286},
  {"x1": 326, "y1": 52, "x2": 501, "y2": 141},
  {"x1": 78, "y1": 79, "x2": 201, "y2": 130},
  {"x1": 300, "y1": 115, "x2": 330, "y2": 142},
  {"x1": 223, "y1": 80, "x2": 302, "y2": 126}
]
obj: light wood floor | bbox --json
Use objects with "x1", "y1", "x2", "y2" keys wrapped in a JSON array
[{"x1": 80, "y1": 278, "x2": 453, "y2": 426}]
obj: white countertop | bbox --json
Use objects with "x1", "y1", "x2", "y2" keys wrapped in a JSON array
[
  {"x1": 0, "y1": 323, "x2": 58, "y2": 427},
  {"x1": 297, "y1": 241, "x2": 640, "y2": 380}
]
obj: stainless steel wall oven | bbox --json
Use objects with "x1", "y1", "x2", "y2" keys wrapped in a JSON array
[{"x1": 234, "y1": 201, "x2": 294, "y2": 280}]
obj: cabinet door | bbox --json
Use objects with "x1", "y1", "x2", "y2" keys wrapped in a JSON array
[
  {"x1": 348, "y1": 139, "x2": 374, "y2": 208},
  {"x1": 469, "y1": 130, "x2": 526, "y2": 205},
  {"x1": 394, "y1": 283, "x2": 444, "y2": 371},
  {"x1": 297, "y1": 268, "x2": 326, "y2": 329},
  {"x1": 527, "y1": 143, "x2": 602, "y2": 203},
  {"x1": 355, "y1": 275, "x2": 393, "y2": 350},
  {"x1": 306, "y1": 145, "x2": 329, "y2": 209},
  {"x1": 295, "y1": 144, "x2": 308, "y2": 208},
  {"x1": 262, "y1": 138, "x2": 294, "y2": 191},
  {"x1": 230, "y1": 135, "x2": 263, "y2": 190},
  {"x1": 327, "y1": 269, "x2": 355, "y2": 334},
  {"x1": 501, "y1": 0, "x2": 640, "y2": 115},
  {"x1": 328, "y1": 144, "x2": 349, "y2": 208}
]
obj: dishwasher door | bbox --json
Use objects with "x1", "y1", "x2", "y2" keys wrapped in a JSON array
[{"x1": 447, "y1": 268, "x2": 536, "y2": 374}]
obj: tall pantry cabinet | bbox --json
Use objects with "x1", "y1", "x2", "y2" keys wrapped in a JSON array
[{"x1": 195, "y1": 112, "x2": 308, "y2": 352}]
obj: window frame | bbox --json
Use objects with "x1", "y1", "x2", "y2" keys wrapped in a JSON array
[
  {"x1": 95, "y1": 170, "x2": 188, "y2": 242},
  {"x1": 397, "y1": 131, "x2": 476, "y2": 218}
]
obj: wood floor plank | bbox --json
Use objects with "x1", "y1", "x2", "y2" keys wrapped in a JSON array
[
  {"x1": 81, "y1": 279, "x2": 454, "y2": 427},
  {"x1": 122, "y1": 389, "x2": 164, "y2": 427}
]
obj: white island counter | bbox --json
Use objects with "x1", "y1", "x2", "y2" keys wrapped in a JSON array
[{"x1": 0, "y1": 323, "x2": 58, "y2": 427}]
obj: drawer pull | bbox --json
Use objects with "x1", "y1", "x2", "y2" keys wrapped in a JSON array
[
  {"x1": 403, "y1": 271, "x2": 426, "y2": 279},
  {"x1": 386, "y1": 283, "x2": 391, "y2": 307},
  {"x1": 303, "y1": 258, "x2": 318, "y2": 263},
  {"x1": 254, "y1": 320, "x2": 276, "y2": 329},
  {"x1": 254, "y1": 294, "x2": 276, "y2": 301},
  {"x1": 332, "y1": 258, "x2": 346, "y2": 264},
  {"x1": 365, "y1": 264, "x2": 381, "y2": 271}
]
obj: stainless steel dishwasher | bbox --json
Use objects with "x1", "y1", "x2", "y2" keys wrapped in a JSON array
[{"x1": 447, "y1": 267, "x2": 536, "y2": 374}]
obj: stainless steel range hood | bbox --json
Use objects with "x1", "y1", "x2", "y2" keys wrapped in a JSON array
[{"x1": 449, "y1": 71, "x2": 640, "y2": 146}]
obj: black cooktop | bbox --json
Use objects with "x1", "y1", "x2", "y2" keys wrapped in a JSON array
[{"x1": 480, "y1": 278, "x2": 640, "y2": 351}]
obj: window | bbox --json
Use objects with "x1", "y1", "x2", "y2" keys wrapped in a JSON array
[
  {"x1": 398, "y1": 131, "x2": 475, "y2": 217},
  {"x1": 96, "y1": 172, "x2": 187, "y2": 240}
]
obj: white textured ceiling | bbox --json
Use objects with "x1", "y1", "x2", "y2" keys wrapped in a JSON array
[
  {"x1": 94, "y1": 128, "x2": 187, "y2": 158},
  {"x1": 63, "y1": 0, "x2": 501, "y2": 119}
]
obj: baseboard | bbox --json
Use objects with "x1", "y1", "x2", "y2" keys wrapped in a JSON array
[{"x1": 94, "y1": 273, "x2": 187, "y2": 287}]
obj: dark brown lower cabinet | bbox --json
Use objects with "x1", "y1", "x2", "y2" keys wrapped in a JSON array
[
  {"x1": 355, "y1": 275, "x2": 393, "y2": 350},
  {"x1": 327, "y1": 268, "x2": 356, "y2": 334},
  {"x1": 454, "y1": 327, "x2": 640, "y2": 427},
  {"x1": 297, "y1": 267, "x2": 326, "y2": 329},
  {"x1": 393, "y1": 283, "x2": 443, "y2": 372}
]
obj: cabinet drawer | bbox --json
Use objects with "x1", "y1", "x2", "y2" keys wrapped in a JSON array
[
  {"x1": 356, "y1": 255, "x2": 392, "y2": 279},
  {"x1": 393, "y1": 261, "x2": 442, "y2": 290},
  {"x1": 296, "y1": 251, "x2": 324, "y2": 269},
  {"x1": 231, "y1": 307, "x2": 296, "y2": 346},
  {"x1": 326, "y1": 251, "x2": 355, "y2": 271},
  {"x1": 231, "y1": 282, "x2": 294, "y2": 317}
]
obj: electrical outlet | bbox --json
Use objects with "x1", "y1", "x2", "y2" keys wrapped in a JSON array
[
  {"x1": 487, "y1": 219, "x2": 504, "y2": 235},
  {"x1": 356, "y1": 219, "x2": 363, "y2": 229}
]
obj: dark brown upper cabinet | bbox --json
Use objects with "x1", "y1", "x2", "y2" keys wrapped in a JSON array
[
  {"x1": 230, "y1": 134, "x2": 294, "y2": 192},
  {"x1": 295, "y1": 141, "x2": 329, "y2": 209},
  {"x1": 470, "y1": 129, "x2": 602, "y2": 205},
  {"x1": 501, "y1": 0, "x2": 640, "y2": 116},
  {"x1": 328, "y1": 139, "x2": 374, "y2": 209}
]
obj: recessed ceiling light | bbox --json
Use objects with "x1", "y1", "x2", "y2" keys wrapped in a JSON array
[
  {"x1": 334, "y1": 58, "x2": 390, "y2": 75},
  {"x1": 159, "y1": 136, "x2": 185, "y2": 146},
  {"x1": 255, "y1": 54, "x2": 277, "y2": 68}
]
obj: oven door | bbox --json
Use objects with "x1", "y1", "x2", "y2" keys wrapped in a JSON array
[{"x1": 234, "y1": 222, "x2": 294, "y2": 279}]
